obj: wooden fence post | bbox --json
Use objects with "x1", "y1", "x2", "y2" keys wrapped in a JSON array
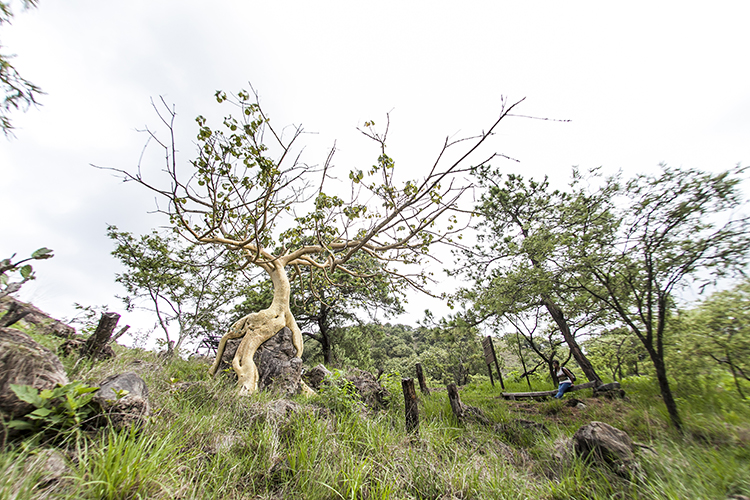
[
  {"x1": 415, "y1": 363, "x2": 430, "y2": 395},
  {"x1": 446, "y1": 383, "x2": 492, "y2": 426},
  {"x1": 402, "y1": 378, "x2": 419, "y2": 435},
  {"x1": 447, "y1": 383, "x2": 464, "y2": 422}
]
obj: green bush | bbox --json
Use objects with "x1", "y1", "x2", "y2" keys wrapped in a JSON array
[
  {"x1": 315, "y1": 369, "x2": 366, "y2": 415},
  {"x1": 8, "y1": 381, "x2": 99, "y2": 440}
]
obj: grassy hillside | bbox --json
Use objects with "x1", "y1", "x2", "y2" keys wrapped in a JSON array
[{"x1": 2, "y1": 326, "x2": 749, "y2": 500}]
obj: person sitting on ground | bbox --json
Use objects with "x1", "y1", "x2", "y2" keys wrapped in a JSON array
[{"x1": 552, "y1": 360, "x2": 575, "y2": 399}]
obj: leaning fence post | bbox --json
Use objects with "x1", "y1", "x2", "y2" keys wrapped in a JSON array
[
  {"x1": 447, "y1": 383, "x2": 464, "y2": 423},
  {"x1": 402, "y1": 378, "x2": 419, "y2": 435},
  {"x1": 415, "y1": 363, "x2": 430, "y2": 396}
]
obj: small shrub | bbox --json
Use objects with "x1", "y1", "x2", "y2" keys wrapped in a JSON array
[
  {"x1": 378, "y1": 371, "x2": 404, "y2": 410},
  {"x1": 8, "y1": 381, "x2": 99, "y2": 440},
  {"x1": 316, "y1": 370, "x2": 365, "y2": 415}
]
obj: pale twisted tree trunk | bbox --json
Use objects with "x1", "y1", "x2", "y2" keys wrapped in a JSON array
[{"x1": 208, "y1": 258, "x2": 310, "y2": 395}]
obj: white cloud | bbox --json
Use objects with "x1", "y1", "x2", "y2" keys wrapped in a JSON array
[{"x1": 1, "y1": 1, "x2": 748, "y2": 338}]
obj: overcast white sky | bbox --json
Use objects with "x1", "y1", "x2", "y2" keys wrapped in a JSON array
[{"x1": 1, "y1": 1, "x2": 749, "y2": 343}]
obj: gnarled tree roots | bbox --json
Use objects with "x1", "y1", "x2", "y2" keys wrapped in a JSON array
[{"x1": 208, "y1": 305, "x2": 312, "y2": 396}]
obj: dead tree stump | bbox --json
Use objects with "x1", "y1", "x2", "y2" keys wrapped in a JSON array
[
  {"x1": 416, "y1": 363, "x2": 430, "y2": 396},
  {"x1": 83, "y1": 312, "x2": 120, "y2": 360},
  {"x1": 447, "y1": 382, "x2": 491, "y2": 426},
  {"x1": 402, "y1": 378, "x2": 419, "y2": 435}
]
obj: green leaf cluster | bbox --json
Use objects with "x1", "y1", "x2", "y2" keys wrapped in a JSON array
[
  {"x1": 315, "y1": 370, "x2": 366, "y2": 415},
  {"x1": 108, "y1": 225, "x2": 248, "y2": 353},
  {"x1": 672, "y1": 278, "x2": 750, "y2": 397},
  {"x1": 8, "y1": 381, "x2": 99, "y2": 438},
  {"x1": 0, "y1": 247, "x2": 54, "y2": 298},
  {"x1": 0, "y1": 0, "x2": 43, "y2": 135},
  {"x1": 462, "y1": 163, "x2": 750, "y2": 430}
]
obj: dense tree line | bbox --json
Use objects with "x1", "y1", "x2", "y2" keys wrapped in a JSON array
[{"x1": 300, "y1": 319, "x2": 487, "y2": 387}]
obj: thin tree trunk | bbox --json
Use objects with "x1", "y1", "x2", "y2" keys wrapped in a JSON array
[
  {"x1": 543, "y1": 298, "x2": 602, "y2": 384},
  {"x1": 109, "y1": 325, "x2": 130, "y2": 344},
  {"x1": 726, "y1": 347, "x2": 746, "y2": 399},
  {"x1": 317, "y1": 304, "x2": 332, "y2": 365},
  {"x1": 319, "y1": 329, "x2": 331, "y2": 365},
  {"x1": 516, "y1": 332, "x2": 533, "y2": 391},
  {"x1": 649, "y1": 349, "x2": 683, "y2": 432}
]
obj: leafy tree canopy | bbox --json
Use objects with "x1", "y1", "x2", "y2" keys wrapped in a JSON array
[
  {"x1": 1, "y1": 0, "x2": 43, "y2": 135},
  {"x1": 566, "y1": 164, "x2": 750, "y2": 430},
  {"x1": 108, "y1": 225, "x2": 247, "y2": 356}
]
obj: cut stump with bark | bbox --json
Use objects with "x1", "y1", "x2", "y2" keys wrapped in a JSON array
[
  {"x1": 83, "y1": 312, "x2": 120, "y2": 360},
  {"x1": 447, "y1": 383, "x2": 491, "y2": 426}
]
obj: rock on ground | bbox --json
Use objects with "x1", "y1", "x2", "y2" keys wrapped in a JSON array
[
  {"x1": 0, "y1": 327, "x2": 69, "y2": 420},
  {"x1": 573, "y1": 421, "x2": 634, "y2": 467},
  {"x1": 57, "y1": 337, "x2": 115, "y2": 360},
  {"x1": 93, "y1": 372, "x2": 150, "y2": 430},
  {"x1": 0, "y1": 297, "x2": 76, "y2": 338},
  {"x1": 303, "y1": 364, "x2": 332, "y2": 391},
  {"x1": 253, "y1": 327, "x2": 305, "y2": 396},
  {"x1": 343, "y1": 368, "x2": 391, "y2": 410},
  {"x1": 593, "y1": 382, "x2": 627, "y2": 399},
  {"x1": 213, "y1": 327, "x2": 308, "y2": 396},
  {"x1": 24, "y1": 448, "x2": 70, "y2": 489}
]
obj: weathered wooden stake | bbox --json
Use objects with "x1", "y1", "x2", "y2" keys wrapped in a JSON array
[
  {"x1": 446, "y1": 383, "x2": 492, "y2": 426},
  {"x1": 447, "y1": 383, "x2": 464, "y2": 422},
  {"x1": 492, "y1": 343, "x2": 505, "y2": 390},
  {"x1": 83, "y1": 312, "x2": 120, "y2": 359},
  {"x1": 415, "y1": 363, "x2": 430, "y2": 395},
  {"x1": 402, "y1": 378, "x2": 419, "y2": 435}
]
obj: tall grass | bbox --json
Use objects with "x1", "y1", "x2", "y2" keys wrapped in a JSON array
[{"x1": 3, "y1": 332, "x2": 749, "y2": 499}]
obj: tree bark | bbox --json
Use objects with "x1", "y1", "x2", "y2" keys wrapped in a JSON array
[
  {"x1": 416, "y1": 363, "x2": 430, "y2": 395},
  {"x1": 447, "y1": 383, "x2": 464, "y2": 422},
  {"x1": 648, "y1": 347, "x2": 683, "y2": 432},
  {"x1": 317, "y1": 304, "x2": 332, "y2": 365},
  {"x1": 515, "y1": 332, "x2": 533, "y2": 391},
  {"x1": 402, "y1": 378, "x2": 419, "y2": 435},
  {"x1": 209, "y1": 259, "x2": 311, "y2": 396},
  {"x1": 83, "y1": 312, "x2": 120, "y2": 359},
  {"x1": 543, "y1": 298, "x2": 602, "y2": 384}
]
